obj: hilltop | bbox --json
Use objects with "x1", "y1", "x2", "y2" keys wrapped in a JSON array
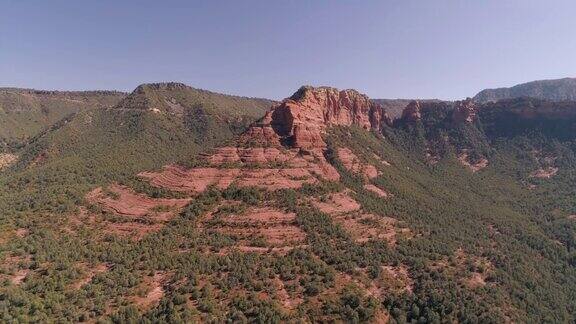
[
  {"x1": 0, "y1": 88, "x2": 126, "y2": 149},
  {"x1": 474, "y1": 77, "x2": 576, "y2": 102}
]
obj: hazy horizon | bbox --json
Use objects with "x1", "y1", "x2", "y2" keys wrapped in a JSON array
[{"x1": 2, "y1": 0, "x2": 575, "y2": 100}]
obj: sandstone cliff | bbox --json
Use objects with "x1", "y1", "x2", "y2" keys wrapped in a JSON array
[{"x1": 241, "y1": 86, "x2": 391, "y2": 150}]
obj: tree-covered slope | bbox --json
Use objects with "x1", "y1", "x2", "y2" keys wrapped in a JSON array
[
  {"x1": 0, "y1": 88, "x2": 126, "y2": 149},
  {"x1": 474, "y1": 77, "x2": 576, "y2": 103},
  {"x1": 0, "y1": 83, "x2": 273, "y2": 215}
]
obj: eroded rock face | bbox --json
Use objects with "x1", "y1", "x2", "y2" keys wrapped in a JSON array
[
  {"x1": 452, "y1": 98, "x2": 477, "y2": 123},
  {"x1": 458, "y1": 151, "x2": 488, "y2": 172},
  {"x1": 139, "y1": 146, "x2": 340, "y2": 193},
  {"x1": 141, "y1": 86, "x2": 392, "y2": 195},
  {"x1": 202, "y1": 206, "x2": 306, "y2": 251},
  {"x1": 337, "y1": 147, "x2": 379, "y2": 180},
  {"x1": 364, "y1": 184, "x2": 389, "y2": 198},
  {"x1": 238, "y1": 111, "x2": 283, "y2": 147},
  {"x1": 241, "y1": 86, "x2": 390, "y2": 150},
  {"x1": 86, "y1": 185, "x2": 190, "y2": 221},
  {"x1": 400, "y1": 101, "x2": 421, "y2": 122},
  {"x1": 144, "y1": 83, "x2": 395, "y2": 195}
]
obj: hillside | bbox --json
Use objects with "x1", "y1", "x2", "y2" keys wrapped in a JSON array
[
  {"x1": 0, "y1": 83, "x2": 273, "y2": 215},
  {"x1": 1, "y1": 85, "x2": 576, "y2": 322},
  {"x1": 0, "y1": 88, "x2": 126, "y2": 149},
  {"x1": 474, "y1": 77, "x2": 576, "y2": 102}
]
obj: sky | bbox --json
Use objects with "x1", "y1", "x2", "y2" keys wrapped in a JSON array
[{"x1": 1, "y1": 0, "x2": 575, "y2": 100}]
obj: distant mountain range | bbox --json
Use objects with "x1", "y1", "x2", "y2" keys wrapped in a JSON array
[{"x1": 474, "y1": 77, "x2": 576, "y2": 102}]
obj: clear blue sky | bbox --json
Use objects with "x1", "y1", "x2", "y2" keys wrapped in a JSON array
[{"x1": 1, "y1": 0, "x2": 575, "y2": 100}]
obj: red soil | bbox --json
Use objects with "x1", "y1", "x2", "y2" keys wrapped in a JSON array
[
  {"x1": 222, "y1": 207, "x2": 296, "y2": 224},
  {"x1": 340, "y1": 214, "x2": 407, "y2": 245},
  {"x1": 1, "y1": 254, "x2": 32, "y2": 286},
  {"x1": 15, "y1": 228, "x2": 29, "y2": 238},
  {"x1": 381, "y1": 265, "x2": 414, "y2": 293},
  {"x1": 458, "y1": 152, "x2": 489, "y2": 172},
  {"x1": 139, "y1": 166, "x2": 240, "y2": 193},
  {"x1": 10, "y1": 269, "x2": 29, "y2": 285},
  {"x1": 205, "y1": 147, "x2": 295, "y2": 166},
  {"x1": 71, "y1": 263, "x2": 109, "y2": 289},
  {"x1": 312, "y1": 191, "x2": 408, "y2": 245},
  {"x1": 272, "y1": 276, "x2": 304, "y2": 310},
  {"x1": 464, "y1": 272, "x2": 487, "y2": 289},
  {"x1": 131, "y1": 272, "x2": 168, "y2": 310},
  {"x1": 530, "y1": 167, "x2": 558, "y2": 178}
]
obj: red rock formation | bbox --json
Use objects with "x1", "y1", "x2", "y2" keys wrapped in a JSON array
[
  {"x1": 311, "y1": 191, "x2": 361, "y2": 215},
  {"x1": 400, "y1": 101, "x2": 421, "y2": 122},
  {"x1": 337, "y1": 147, "x2": 380, "y2": 180},
  {"x1": 241, "y1": 86, "x2": 391, "y2": 150},
  {"x1": 238, "y1": 111, "x2": 282, "y2": 147},
  {"x1": 139, "y1": 86, "x2": 395, "y2": 197},
  {"x1": 139, "y1": 146, "x2": 340, "y2": 193},
  {"x1": 364, "y1": 184, "x2": 389, "y2": 198},
  {"x1": 203, "y1": 206, "x2": 306, "y2": 250},
  {"x1": 86, "y1": 185, "x2": 190, "y2": 221},
  {"x1": 452, "y1": 98, "x2": 477, "y2": 123},
  {"x1": 458, "y1": 152, "x2": 489, "y2": 172}
]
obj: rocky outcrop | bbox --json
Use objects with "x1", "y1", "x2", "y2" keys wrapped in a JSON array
[
  {"x1": 364, "y1": 184, "x2": 389, "y2": 198},
  {"x1": 337, "y1": 147, "x2": 379, "y2": 180},
  {"x1": 86, "y1": 185, "x2": 190, "y2": 221},
  {"x1": 457, "y1": 152, "x2": 488, "y2": 172},
  {"x1": 0, "y1": 153, "x2": 17, "y2": 170},
  {"x1": 139, "y1": 146, "x2": 340, "y2": 193},
  {"x1": 400, "y1": 101, "x2": 421, "y2": 122},
  {"x1": 140, "y1": 86, "x2": 396, "y2": 196},
  {"x1": 241, "y1": 86, "x2": 391, "y2": 150},
  {"x1": 452, "y1": 98, "x2": 477, "y2": 123}
]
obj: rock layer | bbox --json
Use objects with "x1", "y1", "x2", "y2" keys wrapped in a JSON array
[
  {"x1": 140, "y1": 86, "x2": 393, "y2": 195},
  {"x1": 241, "y1": 86, "x2": 391, "y2": 150},
  {"x1": 139, "y1": 147, "x2": 340, "y2": 193},
  {"x1": 337, "y1": 147, "x2": 379, "y2": 180}
]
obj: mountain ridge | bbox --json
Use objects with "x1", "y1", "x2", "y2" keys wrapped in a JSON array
[{"x1": 474, "y1": 77, "x2": 576, "y2": 102}]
